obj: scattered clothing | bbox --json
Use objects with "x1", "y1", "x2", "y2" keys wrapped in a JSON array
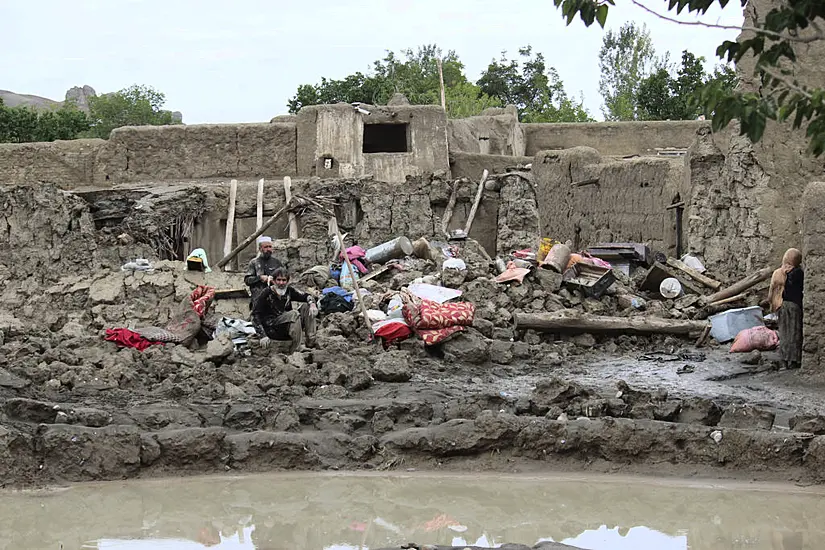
[
  {"x1": 319, "y1": 292, "x2": 354, "y2": 314},
  {"x1": 120, "y1": 259, "x2": 154, "y2": 273},
  {"x1": 494, "y1": 261, "x2": 531, "y2": 284},
  {"x1": 186, "y1": 248, "x2": 212, "y2": 273},
  {"x1": 322, "y1": 286, "x2": 354, "y2": 302},
  {"x1": 407, "y1": 283, "x2": 462, "y2": 304},
  {"x1": 104, "y1": 328, "x2": 163, "y2": 351},
  {"x1": 131, "y1": 285, "x2": 216, "y2": 347},
  {"x1": 373, "y1": 319, "x2": 413, "y2": 349},
  {"x1": 342, "y1": 245, "x2": 369, "y2": 275}
]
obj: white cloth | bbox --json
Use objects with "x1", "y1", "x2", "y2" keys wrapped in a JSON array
[{"x1": 407, "y1": 283, "x2": 463, "y2": 303}]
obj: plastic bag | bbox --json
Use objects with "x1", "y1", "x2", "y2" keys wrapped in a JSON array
[
  {"x1": 387, "y1": 295, "x2": 404, "y2": 319},
  {"x1": 730, "y1": 326, "x2": 779, "y2": 353}
]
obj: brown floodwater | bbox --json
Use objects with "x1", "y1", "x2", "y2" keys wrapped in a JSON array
[{"x1": 0, "y1": 472, "x2": 822, "y2": 549}]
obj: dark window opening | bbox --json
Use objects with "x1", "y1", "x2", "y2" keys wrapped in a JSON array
[{"x1": 363, "y1": 123, "x2": 409, "y2": 153}]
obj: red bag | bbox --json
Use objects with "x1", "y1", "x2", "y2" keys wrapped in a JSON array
[{"x1": 730, "y1": 326, "x2": 779, "y2": 353}]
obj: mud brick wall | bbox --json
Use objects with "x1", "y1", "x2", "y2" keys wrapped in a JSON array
[
  {"x1": 0, "y1": 123, "x2": 299, "y2": 187},
  {"x1": 0, "y1": 139, "x2": 105, "y2": 187},
  {"x1": 449, "y1": 152, "x2": 533, "y2": 180},
  {"x1": 448, "y1": 111, "x2": 525, "y2": 156},
  {"x1": 522, "y1": 120, "x2": 730, "y2": 157},
  {"x1": 802, "y1": 181, "x2": 825, "y2": 371},
  {"x1": 94, "y1": 123, "x2": 297, "y2": 184},
  {"x1": 532, "y1": 146, "x2": 687, "y2": 254}
]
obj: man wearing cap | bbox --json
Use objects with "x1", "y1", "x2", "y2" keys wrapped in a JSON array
[{"x1": 244, "y1": 236, "x2": 284, "y2": 314}]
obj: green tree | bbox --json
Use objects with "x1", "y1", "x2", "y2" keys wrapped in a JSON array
[
  {"x1": 87, "y1": 84, "x2": 177, "y2": 138},
  {"x1": 477, "y1": 46, "x2": 593, "y2": 122},
  {"x1": 289, "y1": 45, "x2": 527, "y2": 119},
  {"x1": 598, "y1": 22, "x2": 656, "y2": 120},
  {"x1": 552, "y1": 0, "x2": 825, "y2": 156},
  {"x1": 636, "y1": 50, "x2": 738, "y2": 120},
  {"x1": 0, "y1": 98, "x2": 90, "y2": 144}
]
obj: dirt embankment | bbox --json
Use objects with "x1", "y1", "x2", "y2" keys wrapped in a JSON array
[{"x1": 2, "y1": 182, "x2": 825, "y2": 488}]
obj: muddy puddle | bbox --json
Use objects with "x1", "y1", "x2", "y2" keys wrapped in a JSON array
[{"x1": 1, "y1": 472, "x2": 822, "y2": 549}]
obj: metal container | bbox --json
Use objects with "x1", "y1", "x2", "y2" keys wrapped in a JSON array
[
  {"x1": 541, "y1": 243, "x2": 571, "y2": 273},
  {"x1": 366, "y1": 236, "x2": 413, "y2": 264}
]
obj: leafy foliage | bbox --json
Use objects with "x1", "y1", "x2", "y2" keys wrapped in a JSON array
[
  {"x1": 87, "y1": 85, "x2": 178, "y2": 138},
  {"x1": 637, "y1": 51, "x2": 738, "y2": 120},
  {"x1": 598, "y1": 22, "x2": 656, "y2": 120},
  {"x1": 288, "y1": 44, "x2": 591, "y2": 122},
  {"x1": 0, "y1": 98, "x2": 90, "y2": 143},
  {"x1": 478, "y1": 47, "x2": 592, "y2": 122},
  {"x1": 552, "y1": 0, "x2": 825, "y2": 156}
]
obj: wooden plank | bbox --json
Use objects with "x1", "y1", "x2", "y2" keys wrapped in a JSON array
[
  {"x1": 463, "y1": 169, "x2": 489, "y2": 235},
  {"x1": 666, "y1": 257, "x2": 722, "y2": 290},
  {"x1": 215, "y1": 205, "x2": 288, "y2": 269},
  {"x1": 256, "y1": 178, "x2": 264, "y2": 229},
  {"x1": 329, "y1": 217, "x2": 374, "y2": 337},
  {"x1": 441, "y1": 181, "x2": 460, "y2": 239},
  {"x1": 223, "y1": 179, "x2": 238, "y2": 272},
  {"x1": 703, "y1": 267, "x2": 773, "y2": 304},
  {"x1": 284, "y1": 176, "x2": 299, "y2": 239}
]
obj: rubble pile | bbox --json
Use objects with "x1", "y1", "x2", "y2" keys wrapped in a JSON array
[{"x1": 0, "y1": 181, "x2": 822, "y2": 487}]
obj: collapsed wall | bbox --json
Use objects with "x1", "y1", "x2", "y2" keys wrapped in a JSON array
[{"x1": 532, "y1": 147, "x2": 687, "y2": 254}]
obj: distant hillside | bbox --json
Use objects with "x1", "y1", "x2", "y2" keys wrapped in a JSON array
[{"x1": 0, "y1": 85, "x2": 182, "y2": 122}]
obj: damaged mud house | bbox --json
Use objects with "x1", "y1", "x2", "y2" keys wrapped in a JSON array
[{"x1": 2, "y1": 1, "x2": 825, "y2": 547}]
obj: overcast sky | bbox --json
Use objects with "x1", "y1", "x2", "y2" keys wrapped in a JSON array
[{"x1": 0, "y1": 0, "x2": 744, "y2": 123}]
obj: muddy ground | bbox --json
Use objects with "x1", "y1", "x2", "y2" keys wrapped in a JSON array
[{"x1": 2, "y1": 182, "x2": 825, "y2": 489}]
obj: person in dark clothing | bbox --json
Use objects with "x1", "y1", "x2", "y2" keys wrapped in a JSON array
[
  {"x1": 244, "y1": 236, "x2": 284, "y2": 312},
  {"x1": 252, "y1": 268, "x2": 317, "y2": 353},
  {"x1": 768, "y1": 248, "x2": 804, "y2": 369}
]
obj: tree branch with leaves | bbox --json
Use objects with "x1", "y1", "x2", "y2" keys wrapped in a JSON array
[{"x1": 553, "y1": 0, "x2": 825, "y2": 155}]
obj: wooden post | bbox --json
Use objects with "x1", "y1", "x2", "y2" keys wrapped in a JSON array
[
  {"x1": 441, "y1": 181, "x2": 460, "y2": 239},
  {"x1": 436, "y1": 58, "x2": 446, "y2": 111},
  {"x1": 329, "y1": 218, "x2": 374, "y2": 337},
  {"x1": 223, "y1": 179, "x2": 238, "y2": 271},
  {"x1": 215, "y1": 205, "x2": 288, "y2": 270},
  {"x1": 463, "y1": 169, "x2": 489, "y2": 235},
  {"x1": 256, "y1": 178, "x2": 264, "y2": 229},
  {"x1": 703, "y1": 266, "x2": 773, "y2": 304},
  {"x1": 284, "y1": 176, "x2": 299, "y2": 239}
]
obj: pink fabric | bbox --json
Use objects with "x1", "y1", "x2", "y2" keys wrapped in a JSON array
[
  {"x1": 342, "y1": 246, "x2": 369, "y2": 274},
  {"x1": 495, "y1": 261, "x2": 531, "y2": 284}
]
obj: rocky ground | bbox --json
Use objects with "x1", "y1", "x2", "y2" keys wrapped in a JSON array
[{"x1": 2, "y1": 182, "x2": 825, "y2": 489}]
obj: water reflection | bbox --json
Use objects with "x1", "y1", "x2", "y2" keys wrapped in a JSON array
[{"x1": 0, "y1": 472, "x2": 819, "y2": 550}]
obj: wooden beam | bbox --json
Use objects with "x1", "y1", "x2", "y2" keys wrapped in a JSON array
[
  {"x1": 666, "y1": 257, "x2": 722, "y2": 290},
  {"x1": 703, "y1": 267, "x2": 773, "y2": 304},
  {"x1": 463, "y1": 169, "x2": 489, "y2": 235},
  {"x1": 514, "y1": 311, "x2": 709, "y2": 336},
  {"x1": 223, "y1": 179, "x2": 238, "y2": 271},
  {"x1": 666, "y1": 201, "x2": 686, "y2": 210},
  {"x1": 215, "y1": 205, "x2": 288, "y2": 270}
]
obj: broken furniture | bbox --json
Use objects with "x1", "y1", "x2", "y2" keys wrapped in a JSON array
[{"x1": 562, "y1": 262, "x2": 616, "y2": 299}]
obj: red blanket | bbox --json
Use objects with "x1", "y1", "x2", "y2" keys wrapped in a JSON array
[
  {"x1": 403, "y1": 299, "x2": 475, "y2": 346},
  {"x1": 104, "y1": 328, "x2": 164, "y2": 351}
]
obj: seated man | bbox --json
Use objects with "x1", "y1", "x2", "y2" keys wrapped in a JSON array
[
  {"x1": 251, "y1": 268, "x2": 317, "y2": 352},
  {"x1": 244, "y1": 236, "x2": 283, "y2": 311}
]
